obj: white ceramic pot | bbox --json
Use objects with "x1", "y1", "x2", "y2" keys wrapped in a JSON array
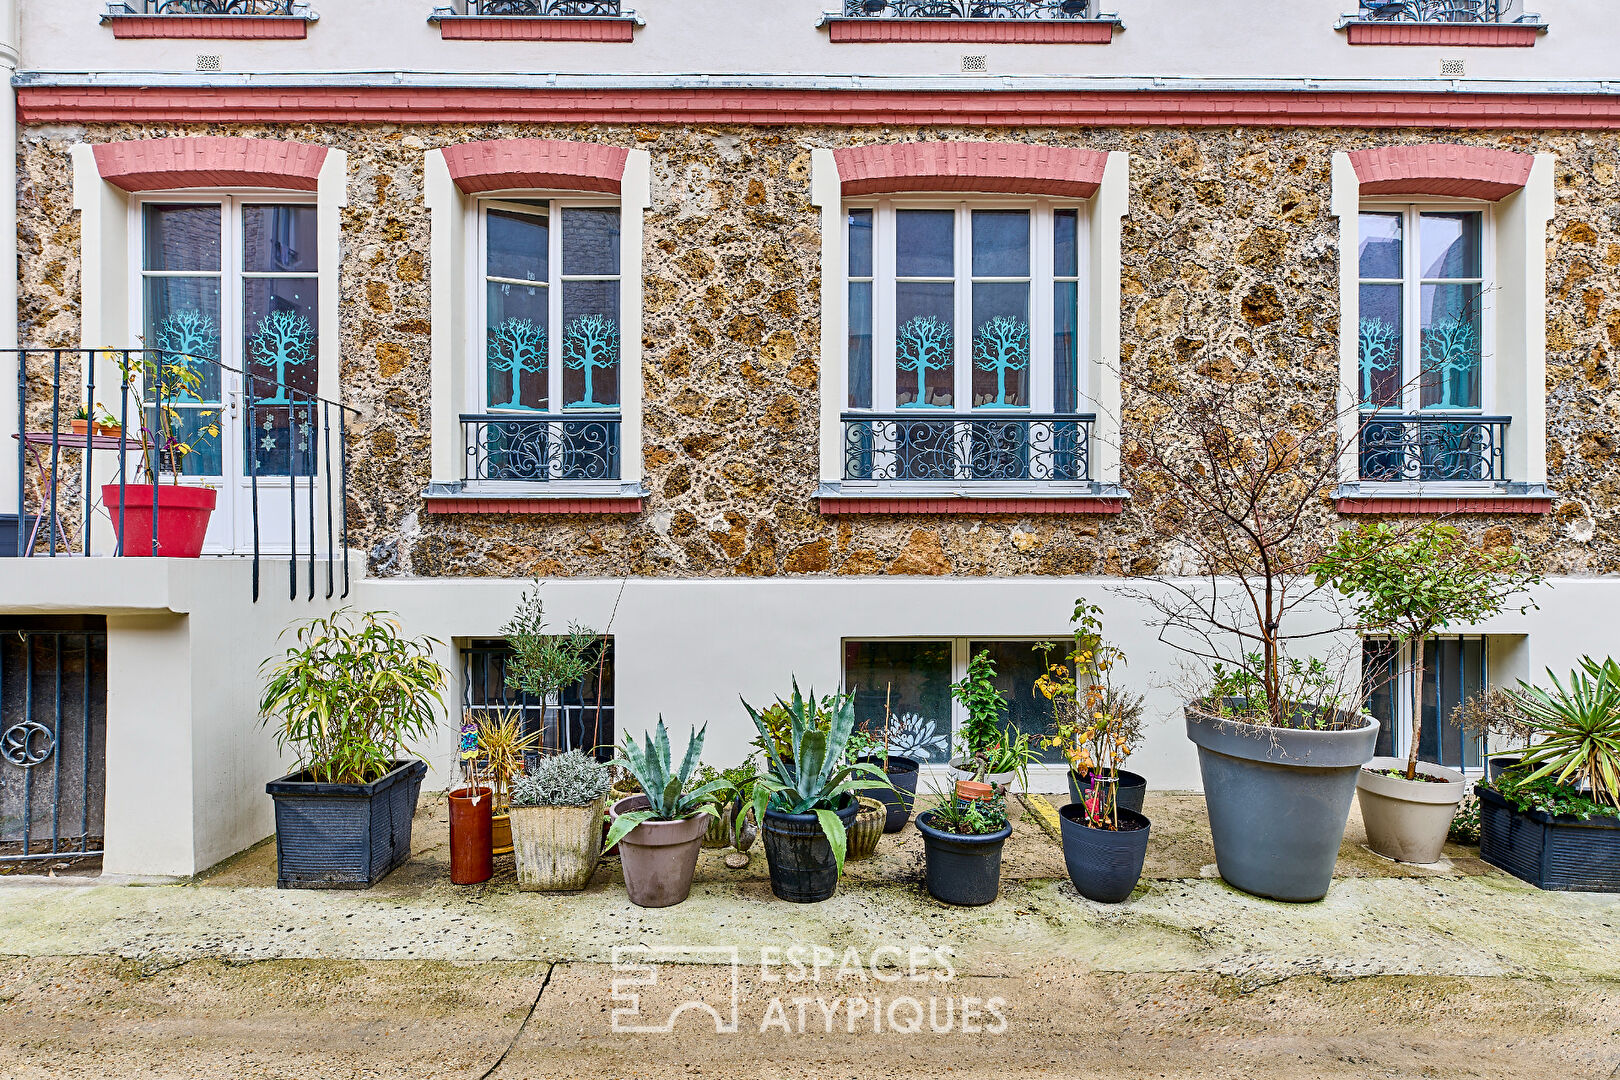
[{"x1": 1356, "y1": 756, "x2": 1467, "y2": 865}]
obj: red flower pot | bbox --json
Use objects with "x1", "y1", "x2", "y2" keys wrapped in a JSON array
[
  {"x1": 448, "y1": 786, "x2": 494, "y2": 886},
  {"x1": 103, "y1": 483, "x2": 217, "y2": 558}
]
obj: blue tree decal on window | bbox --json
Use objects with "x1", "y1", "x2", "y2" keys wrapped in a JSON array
[
  {"x1": 895, "y1": 315, "x2": 953, "y2": 409},
  {"x1": 248, "y1": 310, "x2": 315, "y2": 405},
  {"x1": 487, "y1": 317, "x2": 548, "y2": 410},
  {"x1": 563, "y1": 314, "x2": 620, "y2": 409},
  {"x1": 972, "y1": 315, "x2": 1030, "y2": 407},
  {"x1": 1358, "y1": 317, "x2": 1401, "y2": 408},
  {"x1": 1420, "y1": 318, "x2": 1480, "y2": 410},
  {"x1": 155, "y1": 308, "x2": 220, "y2": 402}
]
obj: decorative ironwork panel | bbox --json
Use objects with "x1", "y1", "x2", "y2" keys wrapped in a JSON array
[
  {"x1": 146, "y1": 1, "x2": 298, "y2": 13},
  {"x1": 468, "y1": 0, "x2": 624, "y2": 14},
  {"x1": 1357, "y1": 415, "x2": 1509, "y2": 483},
  {"x1": 464, "y1": 414, "x2": 622, "y2": 482},
  {"x1": 841, "y1": 0, "x2": 1091, "y2": 18},
  {"x1": 1357, "y1": 1, "x2": 1506, "y2": 23},
  {"x1": 843, "y1": 414, "x2": 1093, "y2": 482}
]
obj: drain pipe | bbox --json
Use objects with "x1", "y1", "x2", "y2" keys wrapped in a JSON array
[{"x1": 0, "y1": 0, "x2": 17, "y2": 512}]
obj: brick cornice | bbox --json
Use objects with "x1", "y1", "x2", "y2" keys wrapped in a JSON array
[
  {"x1": 820, "y1": 495, "x2": 1125, "y2": 515},
  {"x1": 439, "y1": 138, "x2": 629, "y2": 195},
  {"x1": 826, "y1": 18, "x2": 1115, "y2": 44},
  {"x1": 1335, "y1": 495, "x2": 1552, "y2": 515},
  {"x1": 424, "y1": 495, "x2": 643, "y2": 515},
  {"x1": 833, "y1": 141, "x2": 1108, "y2": 198},
  {"x1": 1348, "y1": 143, "x2": 1534, "y2": 201},
  {"x1": 106, "y1": 15, "x2": 309, "y2": 39},
  {"x1": 90, "y1": 135, "x2": 328, "y2": 192},
  {"x1": 1344, "y1": 21, "x2": 1540, "y2": 47}
]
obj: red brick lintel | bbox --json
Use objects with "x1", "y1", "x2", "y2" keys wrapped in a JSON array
[
  {"x1": 1335, "y1": 495, "x2": 1552, "y2": 515},
  {"x1": 106, "y1": 15, "x2": 310, "y2": 40},
  {"x1": 826, "y1": 18, "x2": 1116, "y2": 44},
  {"x1": 425, "y1": 495, "x2": 643, "y2": 515},
  {"x1": 436, "y1": 16, "x2": 637, "y2": 42},
  {"x1": 1344, "y1": 21, "x2": 1541, "y2": 47},
  {"x1": 820, "y1": 495, "x2": 1125, "y2": 515}
]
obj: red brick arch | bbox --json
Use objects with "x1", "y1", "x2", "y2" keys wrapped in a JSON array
[
  {"x1": 1347, "y1": 144, "x2": 1534, "y2": 201},
  {"x1": 440, "y1": 138, "x2": 630, "y2": 195},
  {"x1": 91, "y1": 136, "x2": 329, "y2": 192},
  {"x1": 832, "y1": 141, "x2": 1109, "y2": 199}
]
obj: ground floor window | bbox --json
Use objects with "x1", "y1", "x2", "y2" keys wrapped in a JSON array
[
  {"x1": 842, "y1": 639, "x2": 1063, "y2": 765},
  {"x1": 461, "y1": 637, "x2": 614, "y2": 759},
  {"x1": 1362, "y1": 636, "x2": 1486, "y2": 771}
]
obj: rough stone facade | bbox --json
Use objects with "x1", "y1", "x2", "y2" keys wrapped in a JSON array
[{"x1": 16, "y1": 122, "x2": 1620, "y2": 577}]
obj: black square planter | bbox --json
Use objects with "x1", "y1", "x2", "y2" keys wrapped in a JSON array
[
  {"x1": 1477, "y1": 783, "x2": 1620, "y2": 893},
  {"x1": 266, "y1": 759, "x2": 428, "y2": 889}
]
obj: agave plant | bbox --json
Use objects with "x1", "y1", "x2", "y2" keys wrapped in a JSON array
[
  {"x1": 1508, "y1": 657, "x2": 1620, "y2": 808},
  {"x1": 604, "y1": 717, "x2": 731, "y2": 848},
  {"x1": 743, "y1": 681, "x2": 893, "y2": 876}
]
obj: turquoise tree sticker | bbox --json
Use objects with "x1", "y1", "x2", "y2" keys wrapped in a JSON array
[
  {"x1": 155, "y1": 308, "x2": 220, "y2": 401},
  {"x1": 895, "y1": 315, "x2": 952, "y2": 409},
  {"x1": 1420, "y1": 318, "x2": 1480, "y2": 409},
  {"x1": 1358, "y1": 317, "x2": 1400, "y2": 406},
  {"x1": 972, "y1": 316, "x2": 1030, "y2": 407},
  {"x1": 563, "y1": 314, "x2": 620, "y2": 409},
  {"x1": 248, "y1": 310, "x2": 315, "y2": 405},
  {"x1": 488, "y1": 317, "x2": 548, "y2": 410}
]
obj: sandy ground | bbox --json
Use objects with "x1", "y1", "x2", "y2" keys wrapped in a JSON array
[{"x1": 0, "y1": 793, "x2": 1616, "y2": 1079}]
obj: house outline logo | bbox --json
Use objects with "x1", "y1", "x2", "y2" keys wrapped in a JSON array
[{"x1": 610, "y1": 945, "x2": 742, "y2": 1034}]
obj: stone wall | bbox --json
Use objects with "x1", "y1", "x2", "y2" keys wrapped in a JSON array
[{"x1": 16, "y1": 122, "x2": 1619, "y2": 577}]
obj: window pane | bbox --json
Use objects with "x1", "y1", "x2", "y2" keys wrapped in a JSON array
[
  {"x1": 1421, "y1": 638, "x2": 1485, "y2": 770},
  {"x1": 971, "y1": 210, "x2": 1030, "y2": 278},
  {"x1": 142, "y1": 204, "x2": 220, "y2": 273},
  {"x1": 1362, "y1": 640, "x2": 1398, "y2": 760},
  {"x1": 848, "y1": 209, "x2": 873, "y2": 278},
  {"x1": 971, "y1": 283, "x2": 1030, "y2": 408},
  {"x1": 243, "y1": 277, "x2": 320, "y2": 477},
  {"x1": 1358, "y1": 283, "x2": 1403, "y2": 409},
  {"x1": 1054, "y1": 209, "x2": 1079, "y2": 279},
  {"x1": 895, "y1": 282, "x2": 954, "y2": 408},
  {"x1": 1054, "y1": 281, "x2": 1079, "y2": 414},
  {"x1": 1421, "y1": 212, "x2": 1482, "y2": 279},
  {"x1": 970, "y1": 642, "x2": 1065, "y2": 764},
  {"x1": 561, "y1": 280, "x2": 621, "y2": 409},
  {"x1": 242, "y1": 205, "x2": 317, "y2": 273},
  {"x1": 848, "y1": 280, "x2": 873, "y2": 410},
  {"x1": 486, "y1": 281, "x2": 549, "y2": 411},
  {"x1": 143, "y1": 277, "x2": 223, "y2": 408},
  {"x1": 844, "y1": 640, "x2": 953, "y2": 765},
  {"x1": 1358, "y1": 212, "x2": 1403, "y2": 280},
  {"x1": 487, "y1": 208, "x2": 548, "y2": 283},
  {"x1": 561, "y1": 207, "x2": 620, "y2": 277},
  {"x1": 1420, "y1": 283, "x2": 1482, "y2": 409},
  {"x1": 463, "y1": 638, "x2": 615, "y2": 760},
  {"x1": 896, "y1": 210, "x2": 954, "y2": 278}
]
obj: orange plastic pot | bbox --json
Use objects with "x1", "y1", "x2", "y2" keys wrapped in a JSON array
[
  {"x1": 955, "y1": 779, "x2": 994, "y2": 803},
  {"x1": 448, "y1": 786, "x2": 493, "y2": 885}
]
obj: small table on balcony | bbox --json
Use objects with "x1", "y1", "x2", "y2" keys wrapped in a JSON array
[{"x1": 11, "y1": 431, "x2": 140, "y2": 556}]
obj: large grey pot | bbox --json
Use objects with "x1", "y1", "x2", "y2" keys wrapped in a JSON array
[{"x1": 1185, "y1": 704, "x2": 1379, "y2": 903}]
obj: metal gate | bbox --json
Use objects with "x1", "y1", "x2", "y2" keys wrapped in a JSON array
[{"x1": 0, "y1": 617, "x2": 107, "y2": 864}]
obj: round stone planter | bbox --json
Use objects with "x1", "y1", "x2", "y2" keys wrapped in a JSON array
[
  {"x1": 1356, "y1": 757, "x2": 1466, "y2": 865},
  {"x1": 509, "y1": 796, "x2": 606, "y2": 891},
  {"x1": 847, "y1": 796, "x2": 885, "y2": 860}
]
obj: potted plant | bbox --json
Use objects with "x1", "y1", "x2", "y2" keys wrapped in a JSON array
[
  {"x1": 851, "y1": 688, "x2": 923, "y2": 833},
  {"x1": 508, "y1": 749, "x2": 611, "y2": 891},
  {"x1": 1475, "y1": 657, "x2": 1620, "y2": 892},
  {"x1": 697, "y1": 759, "x2": 757, "y2": 848},
  {"x1": 744, "y1": 681, "x2": 892, "y2": 903},
  {"x1": 1037, "y1": 601, "x2": 1149, "y2": 814},
  {"x1": 915, "y1": 781, "x2": 1014, "y2": 906},
  {"x1": 472, "y1": 709, "x2": 539, "y2": 858},
  {"x1": 105, "y1": 351, "x2": 220, "y2": 558},
  {"x1": 259, "y1": 610, "x2": 446, "y2": 889},
  {"x1": 1454, "y1": 687, "x2": 1537, "y2": 782},
  {"x1": 949, "y1": 650, "x2": 1036, "y2": 798},
  {"x1": 605, "y1": 718, "x2": 729, "y2": 908},
  {"x1": 1314, "y1": 522, "x2": 1539, "y2": 864},
  {"x1": 500, "y1": 582, "x2": 601, "y2": 754}
]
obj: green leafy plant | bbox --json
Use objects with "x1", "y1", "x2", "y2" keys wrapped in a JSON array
[
  {"x1": 1505, "y1": 657, "x2": 1620, "y2": 808},
  {"x1": 604, "y1": 718, "x2": 729, "y2": 847},
  {"x1": 501, "y1": 582, "x2": 602, "y2": 750},
  {"x1": 743, "y1": 681, "x2": 893, "y2": 877},
  {"x1": 115, "y1": 348, "x2": 221, "y2": 484},
  {"x1": 1206, "y1": 653, "x2": 1347, "y2": 728},
  {"x1": 1491, "y1": 770, "x2": 1617, "y2": 820},
  {"x1": 1313, "y1": 522, "x2": 1540, "y2": 780},
  {"x1": 751, "y1": 692, "x2": 839, "y2": 760},
  {"x1": 511, "y1": 749, "x2": 611, "y2": 809},
  {"x1": 950, "y1": 650, "x2": 1036, "y2": 787},
  {"x1": 922, "y1": 781, "x2": 1009, "y2": 837},
  {"x1": 1448, "y1": 791, "x2": 1481, "y2": 844},
  {"x1": 258, "y1": 609, "x2": 446, "y2": 786}
]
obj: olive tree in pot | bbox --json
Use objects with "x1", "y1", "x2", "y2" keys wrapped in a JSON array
[
  {"x1": 605, "y1": 718, "x2": 728, "y2": 908},
  {"x1": 259, "y1": 610, "x2": 446, "y2": 889},
  {"x1": 744, "y1": 682, "x2": 892, "y2": 903},
  {"x1": 1313, "y1": 522, "x2": 1539, "y2": 864},
  {"x1": 508, "y1": 749, "x2": 611, "y2": 891},
  {"x1": 916, "y1": 783, "x2": 1013, "y2": 906}
]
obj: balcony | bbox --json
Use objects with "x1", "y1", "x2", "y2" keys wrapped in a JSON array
[
  {"x1": 429, "y1": 1, "x2": 638, "y2": 40},
  {"x1": 823, "y1": 0, "x2": 1120, "y2": 43},
  {"x1": 842, "y1": 413, "x2": 1094, "y2": 483},
  {"x1": 1340, "y1": 1, "x2": 1544, "y2": 44},
  {"x1": 101, "y1": 2, "x2": 314, "y2": 38}
]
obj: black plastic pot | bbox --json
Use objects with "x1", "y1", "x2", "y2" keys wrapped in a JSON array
[
  {"x1": 266, "y1": 759, "x2": 427, "y2": 889},
  {"x1": 1067, "y1": 769, "x2": 1147, "y2": 816},
  {"x1": 1486, "y1": 755, "x2": 1523, "y2": 783},
  {"x1": 762, "y1": 799, "x2": 859, "y2": 903},
  {"x1": 1477, "y1": 783, "x2": 1620, "y2": 892},
  {"x1": 916, "y1": 810, "x2": 1013, "y2": 906},
  {"x1": 859, "y1": 755, "x2": 919, "y2": 832},
  {"x1": 1059, "y1": 803, "x2": 1151, "y2": 903}
]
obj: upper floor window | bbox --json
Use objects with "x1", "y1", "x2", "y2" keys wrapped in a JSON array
[
  {"x1": 839, "y1": 0, "x2": 1094, "y2": 18},
  {"x1": 445, "y1": 0, "x2": 623, "y2": 14},
  {"x1": 1356, "y1": 1, "x2": 1516, "y2": 23}
]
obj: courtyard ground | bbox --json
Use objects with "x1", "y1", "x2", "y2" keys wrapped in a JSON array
[{"x1": 0, "y1": 793, "x2": 1616, "y2": 1079}]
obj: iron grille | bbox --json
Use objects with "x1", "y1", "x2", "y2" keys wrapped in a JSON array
[
  {"x1": 1357, "y1": 414, "x2": 1510, "y2": 483},
  {"x1": 842, "y1": 413, "x2": 1095, "y2": 482},
  {"x1": 462, "y1": 414, "x2": 621, "y2": 483},
  {"x1": 140, "y1": 1, "x2": 298, "y2": 13},
  {"x1": 841, "y1": 0, "x2": 1092, "y2": 16},
  {"x1": 1357, "y1": 1, "x2": 1507, "y2": 22},
  {"x1": 463, "y1": 0, "x2": 623, "y2": 14},
  {"x1": 461, "y1": 638, "x2": 615, "y2": 760}
]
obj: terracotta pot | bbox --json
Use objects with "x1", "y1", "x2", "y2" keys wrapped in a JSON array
[
  {"x1": 491, "y1": 812, "x2": 514, "y2": 857},
  {"x1": 949, "y1": 756, "x2": 1019, "y2": 791},
  {"x1": 955, "y1": 779, "x2": 994, "y2": 802},
  {"x1": 96, "y1": 423, "x2": 122, "y2": 438},
  {"x1": 69, "y1": 418, "x2": 90, "y2": 435},
  {"x1": 847, "y1": 796, "x2": 885, "y2": 860},
  {"x1": 510, "y1": 796, "x2": 606, "y2": 891},
  {"x1": 103, "y1": 483, "x2": 217, "y2": 558},
  {"x1": 611, "y1": 795, "x2": 708, "y2": 908},
  {"x1": 1356, "y1": 757, "x2": 1466, "y2": 865},
  {"x1": 448, "y1": 786, "x2": 493, "y2": 885}
]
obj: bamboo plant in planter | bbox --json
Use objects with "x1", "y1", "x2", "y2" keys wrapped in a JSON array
[
  {"x1": 259, "y1": 610, "x2": 446, "y2": 889},
  {"x1": 605, "y1": 719, "x2": 729, "y2": 908},
  {"x1": 509, "y1": 749, "x2": 612, "y2": 891}
]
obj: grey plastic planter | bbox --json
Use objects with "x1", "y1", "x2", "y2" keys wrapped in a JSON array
[
  {"x1": 1356, "y1": 757, "x2": 1466, "y2": 865},
  {"x1": 266, "y1": 758, "x2": 427, "y2": 890},
  {"x1": 1185, "y1": 704, "x2": 1378, "y2": 902}
]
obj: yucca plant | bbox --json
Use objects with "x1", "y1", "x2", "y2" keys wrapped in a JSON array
[
  {"x1": 1508, "y1": 656, "x2": 1620, "y2": 808},
  {"x1": 475, "y1": 708, "x2": 540, "y2": 813},
  {"x1": 604, "y1": 718, "x2": 730, "y2": 847},
  {"x1": 743, "y1": 681, "x2": 893, "y2": 876}
]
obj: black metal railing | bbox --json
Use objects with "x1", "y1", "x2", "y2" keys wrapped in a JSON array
[
  {"x1": 841, "y1": 0, "x2": 1093, "y2": 16},
  {"x1": 842, "y1": 413, "x2": 1094, "y2": 483},
  {"x1": 1358, "y1": 414, "x2": 1509, "y2": 483},
  {"x1": 462, "y1": 413, "x2": 621, "y2": 483},
  {"x1": 458, "y1": 0, "x2": 623, "y2": 14},
  {"x1": 1357, "y1": 1, "x2": 1509, "y2": 22},
  {"x1": 9, "y1": 348, "x2": 356, "y2": 603},
  {"x1": 135, "y1": 1, "x2": 299, "y2": 13}
]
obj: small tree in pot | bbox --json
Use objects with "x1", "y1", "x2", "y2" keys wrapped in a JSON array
[
  {"x1": 605, "y1": 718, "x2": 728, "y2": 908},
  {"x1": 915, "y1": 782, "x2": 1013, "y2": 907},
  {"x1": 1313, "y1": 522, "x2": 1539, "y2": 864},
  {"x1": 1038, "y1": 600, "x2": 1148, "y2": 814},
  {"x1": 508, "y1": 749, "x2": 611, "y2": 892}
]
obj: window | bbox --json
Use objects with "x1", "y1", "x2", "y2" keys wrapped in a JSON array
[
  {"x1": 842, "y1": 639, "x2": 1064, "y2": 766},
  {"x1": 461, "y1": 637, "x2": 615, "y2": 759},
  {"x1": 1362, "y1": 636, "x2": 1487, "y2": 771}
]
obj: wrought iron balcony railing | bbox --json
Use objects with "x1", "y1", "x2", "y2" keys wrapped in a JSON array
[
  {"x1": 842, "y1": 413, "x2": 1094, "y2": 483},
  {"x1": 1356, "y1": 1, "x2": 1512, "y2": 22},
  {"x1": 452, "y1": 0, "x2": 623, "y2": 15},
  {"x1": 129, "y1": 1, "x2": 300, "y2": 13},
  {"x1": 463, "y1": 414, "x2": 622, "y2": 483},
  {"x1": 1357, "y1": 414, "x2": 1509, "y2": 484},
  {"x1": 841, "y1": 0, "x2": 1094, "y2": 18}
]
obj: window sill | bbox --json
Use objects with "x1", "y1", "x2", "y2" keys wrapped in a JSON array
[
  {"x1": 102, "y1": 14, "x2": 313, "y2": 39},
  {"x1": 819, "y1": 484, "x2": 1127, "y2": 516},
  {"x1": 821, "y1": 16, "x2": 1119, "y2": 44},
  {"x1": 424, "y1": 483, "x2": 645, "y2": 515},
  {"x1": 431, "y1": 15, "x2": 640, "y2": 41},
  {"x1": 1334, "y1": 484, "x2": 1552, "y2": 515},
  {"x1": 1339, "y1": 20, "x2": 1543, "y2": 47}
]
